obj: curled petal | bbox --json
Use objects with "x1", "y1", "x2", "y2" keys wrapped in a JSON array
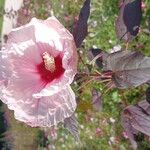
[{"x1": 1, "y1": 85, "x2": 76, "y2": 127}]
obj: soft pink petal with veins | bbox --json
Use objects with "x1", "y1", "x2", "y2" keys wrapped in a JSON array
[
  {"x1": 0, "y1": 17, "x2": 78, "y2": 127},
  {"x1": 1, "y1": 85, "x2": 76, "y2": 127}
]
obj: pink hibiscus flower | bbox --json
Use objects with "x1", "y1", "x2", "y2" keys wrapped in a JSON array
[{"x1": 0, "y1": 17, "x2": 78, "y2": 127}]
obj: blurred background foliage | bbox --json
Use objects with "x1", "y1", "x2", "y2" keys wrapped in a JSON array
[
  {"x1": 0, "y1": 0, "x2": 4, "y2": 33},
  {"x1": 0, "y1": 0, "x2": 150, "y2": 150}
]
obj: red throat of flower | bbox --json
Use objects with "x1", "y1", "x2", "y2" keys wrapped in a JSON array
[{"x1": 37, "y1": 52, "x2": 65, "y2": 83}]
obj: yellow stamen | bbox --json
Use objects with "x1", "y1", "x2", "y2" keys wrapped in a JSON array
[{"x1": 43, "y1": 52, "x2": 55, "y2": 72}]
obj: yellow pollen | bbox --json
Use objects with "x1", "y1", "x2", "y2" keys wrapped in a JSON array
[{"x1": 43, "y1": 52, "x2": 55, "y2": 72}]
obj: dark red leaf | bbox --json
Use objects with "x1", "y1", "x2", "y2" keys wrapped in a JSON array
[
  {"x1": 147, "y1": 80, "x2": 150, "y2": 85},
  {"x1": 64, "y1": 114, "x2": 79, "y2": 141},
  {"x1": 73, "y1": 0, "x2": 91, "y2": 48},
  {"x1": 103, "y1": 50, "x2": 150, "y2": 89},
  {"x1": 116, "y1": 0, "x2": 142, "y2": 42},
  {"x1": 122, "y1": 100, "x2": 150, "y2": 150},
  {"x1": 146, "y1": 87, "x2": 150, "y2": 104},
  {"x1": 138, "y1": 100, "x2": 150, "y2": 115},
  {"x1": 92, "y1": 88, "x2": 102, "y2": 111},
  {"x1": 123, "y1": 0, "x2": 142, "y2": 36},
  {"x1": 121, "y1": 110, "x2": 138, "y2": 150}
]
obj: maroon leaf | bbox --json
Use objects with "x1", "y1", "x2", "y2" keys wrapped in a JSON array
[
  {"x1": 73, "y1": 0, "x2": 91, "y2": 48},
  {"x1": 146, "y1": 87, "x2": 150, "y2": 104},
  {"x1": 122, "y1": 100, "x2": 150, "y2": 150},
  {"x1": 103, "y1": 50, "x2": 150, "y2": 89},
  {"x1": 92, "y1": 88, "x2": 102, "y2": 111},
  {"x1": 138, "y1": 100, "x2": 150, "y2": 115},
  {"x1": 121, "y1": 111, "x2": 138, "y2": 150},
  {"x1": 64, "y1": 114, "x2": 79, "y2": 141},
  {"x1": 116, "y1": 0, "x2": 142, "y2": 42},
  {"x1": 147, "y1": 80, "x2": 150, "y2": 85}
]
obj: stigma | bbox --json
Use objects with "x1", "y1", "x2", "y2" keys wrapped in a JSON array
[{"x1": 42, "y1": 52, "x2": 55, "y2": 72}]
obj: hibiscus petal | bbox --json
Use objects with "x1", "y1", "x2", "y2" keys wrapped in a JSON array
[
  {"x1": 0, "y1": 51, "x2": 12, "y2": 86},
  {"x1": 44, "y1": 17, "x2": 73, "y2": 40},
  {"x1": 3, "y1": 17, "x2": 77, "y2": 98},
  {"x1": 33, "y1": 40, "x2": 77, "y2": 98},
  {"x1": 1, "y1": 85, "x2": 76, "y2": 127},
  {"x1": 0, "y1": 16, "x2": 78, "y2": 127}
]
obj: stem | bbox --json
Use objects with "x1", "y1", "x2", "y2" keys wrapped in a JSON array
[
  {"x1": 89, "y1": 53, "x2": 103, "y2": 66},
  {"x1": 76, "y1": 77, "x2": 95, "y2": 91},
  {"x1": 78, "y1": 50, "x2": 85, "y2": 66},
  {"x1": 100, "y1": 75, "x2": 112, "y2": 79},
  {"x1": 77, "y1": 71, "x2": 113, "y2": 79},
  {"x1": 94, "y1": 70, "x2": 102, "y2": 75},
  {"x1": 101, "y1": 82, "x2": 114, "y2": 96},
  {"x1": 97, "y1": 78, "x2": 112, "y2": 84},
  {"x1": 77, "y1": 72, "x2": 100, "y2": 77},
  {"x1": 76, "y1": 76, "x2": 91, "y2": 85},
  {"x1": 103, "y1": 80, "x2": 113, "y2": 89},
  {"x1": 125, "y1": 42, "x2": 129, "y2": 50}
]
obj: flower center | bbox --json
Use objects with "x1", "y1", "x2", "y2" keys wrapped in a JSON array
[
  {"x1": 37, "y1": 52, "x2": 65, "y2": 84},
  {"x1": 43, "y1": 52, "x2": 55, "y2": 72}
]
